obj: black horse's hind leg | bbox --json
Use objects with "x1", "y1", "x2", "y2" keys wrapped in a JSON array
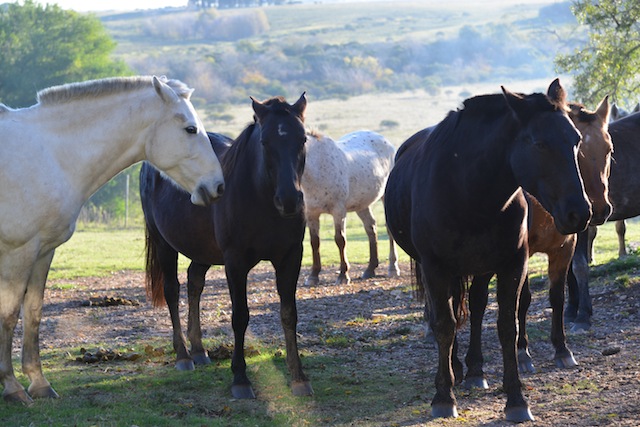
[
  {"x1": 516, "y1": 275, "x2": 535, "y2": 374},
  {"x1": 274, "y1": 251, "x2": 313, "y2": 396},
  {"x1": 356, "y1": 207, "x2": 379, "y2": 279},
  {"x1": 465, "y1": 273, "x2": 492, "y2": 389},
  {"x1": 186, "y1": 262, "x2": 212, "y2": 366},
  {"x1": 546, "y1": 256, "x2": 577, "y2": 368},
  {"x1": 567, "y1": 230, "x2": 593, "y2": 333},
  {"x1": 225, "y1": 260, "x2": 255, "y2": 399}
]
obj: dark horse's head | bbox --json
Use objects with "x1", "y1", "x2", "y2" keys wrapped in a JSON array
[
  {"x1": 251, "y1": 93, "x2": 307, "y2": 217},
  {"x1": 504, "y1": 79, "x2": 591, "y2": 235}
]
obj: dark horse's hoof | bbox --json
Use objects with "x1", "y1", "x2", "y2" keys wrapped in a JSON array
[
  {"x1": 555, "y1": 351, "x2": 578, "y2": 368},
  {"x1": 361, "y1": 268, "x2": 376, "y2": 280},
  {"x1": 28, "y1": 384, "x2": 59, "y2": 399},
  {"x1": 518, "y1": 349, "x2": 536, "y2": 374},
  {"x1": 3, "y1": 389, "x2": 34, "y2": 406},
  {"x1": 569, "y1": 322, "x2": 591, "y2": 334},
  {"x1": 431, "y1": 403, "x2": 458, "y2": 418},
  {"x1": 175, "y1": 359, "x2": 195, "y2": 371},
  {"x1": 463, "y1": 376, "x2": 489, "y2": 389},
  {"x1": 505, "y1": 405, "x2": 535, "y2": 423},
  {"x1": 291, "y1": 380, "x2": 314, "y2": 396},
  {"x1": 192, "y1": 353, "x2": 212, "y2": 366},
  {"x1": 231, "y1": 384, "x2": 257, "y2": 399}
]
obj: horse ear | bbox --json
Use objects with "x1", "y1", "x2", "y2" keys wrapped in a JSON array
[
  {"x1": 501, "y1": 86, "x2": 529, "y2": 122},
  {"x1": 595, "y1": 95, "x2": 610, "y2": 123},
  {"x1": 251, "y1": 96, "x2": 269, "y2": 122},
  {"x1": 546, "y1": 78, "x2": 567, "y2": 106},
  {"x1": 153, "y1": 76, "x2": 180, "y2": 104},
  {"x1": 292, "y1": 92, "x2": 307, "y2": 120},
  {"x1": 634, "y1": 103, "x2": 640, "y2": 113}
]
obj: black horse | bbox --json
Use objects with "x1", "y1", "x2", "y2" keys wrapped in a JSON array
[
  {"x1": 569, "y1": 110, "x2": 640, "y2": 332},
  {"x1": 384, "y1": 79, "x2": 591, "y2": 422},
  {"x1": 140, "y1": 93, "x2": 312, "y2": 399}
]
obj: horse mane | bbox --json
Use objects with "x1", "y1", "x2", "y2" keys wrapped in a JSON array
[
  {"x1": 36, "y1": 76, "x2": 192, "y2": 105},
  {"x1": 222, "y1": 121, "x2": 258, "y2": 177}
]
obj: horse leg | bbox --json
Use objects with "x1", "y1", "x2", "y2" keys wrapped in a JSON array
[
  {"x1": 186, "y1": 262, "x2": 211, "y2": 366},
  {"x1": 0, "y1": 265, "x2": 32, "y2": 404},
  {"x1": 587, "y1": 225, "x2": 597, "y2": 264},
  {"x1": 22, "y1": 251, "x2": 59, "y2": 400},
  {"x1": 305, "y1": 215, "x2": 322, "y2": 286},
  {"x1": 356, "y1": 207, "x2": 379, "y2": 279},
  {"x1": 547, "y1": 248, "x2": 578, "y2": 368},
  {"x1": 333, "y1": 212, "x2": 350, "y2": 285},
  {"x1": 616, "y1": 220, "x2": 627, "y2": 257},
  {"x1": 516, "y1": 275, "x2": 535, "y2": 373},
  {"x1": 274, "y1": 252, "x2": 313, "y2": 396},
  {"x1": 496, "y1": 256, "x2": 534, "y2": 422},
  {"x1": 465, "y1": 273, "x2": 492, "y2": 389},
  {"x1": 386, "y1": 225, "x2": 401, "y2": 277},
  {"x1": 568, "y1": 230, "x2": 593, "y2": 333},
  {"x1": 225, "y1": 260, "x2": 255, "y2": 399}
]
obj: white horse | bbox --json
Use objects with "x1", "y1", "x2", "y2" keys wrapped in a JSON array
[
  {"x1": 0, "y1": 76, "x2": 225, "y2": 405},
  {"x1": 302, "y1": 130, "x2": 399, "y2": 285}
]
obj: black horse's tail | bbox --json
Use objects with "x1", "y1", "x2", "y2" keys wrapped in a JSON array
[
  {"x1": 144, "y1": 222, "x2": 167, "y2": 308},
  {"x1": 412, "y1": 258, "x2": 468, "y2": 329}
]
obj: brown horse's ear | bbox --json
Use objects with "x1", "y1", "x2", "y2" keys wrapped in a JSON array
[
  {"x1": 502, "y1": 86, "x2": 529, "y2": 123},
  {"x1": 546, "y1": 78, "x2": 567, "y2": 106},
  {"x1": 251, "y1": 96, "x2": 269, "y2": 122},
  {"x1": 292, "y1": 92, "x2": 307, "y2": 120},
  {"x1": 595, "y1": 95, "x2": 610, "y2": 123}
]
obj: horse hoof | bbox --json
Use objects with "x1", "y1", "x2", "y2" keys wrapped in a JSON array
[
  {"x1": 387, "y1": 267, "x2": 400, "y2": 278},
  {"x1": 431, "y1": 403, "x2": 458, "y2": 418},
  {"x1": 304, "y1": 276, "x2": 319, "y2": 287},
  {"x1": 28, "y1": 384, "x2": 59, "y2": 399},
  {"x1": 361, "y1": 269, "x2": 375, "y2": 280},
  {"x1": 231, "y1": 384, "x2": 256, "y2": 399},
  {"x1": 463, "y1": 376, "x2": 489, "y2": 389},
  {"x1": 569, "y1": 322, "x2": 591, "y2": 334},
  {"x1": 175, "y1": 359, "x2": 195, "y2": 371},
  {"x1": 291, "y1": 380, "x2": 314, "y2": 396},
  {"x1": 555, "y1": 353, "x2": 578, "y2": 368},
  {"x1": 505, "y1": 405, "x2": 535, "y2": 423},
  {"x1": 192, "y1": 353, "x2": 211, "y2": 366},
  {"x1": 3, "y1": 389, "x2": 34, "y2": 406},
  {"x1": 518, "y1": 349, "x2": 536, "y2": 374},
  {"x1": 335, "y1": 275, "x2": 350, "y2": 285}
]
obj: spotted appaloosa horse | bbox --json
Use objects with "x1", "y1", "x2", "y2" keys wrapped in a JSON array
[
  {"x1": 385, "y1": 79, "x2": 590, "y2": 422},
  {"x1": 302, "y1": 130, "x2": 398, "y2": 286}
]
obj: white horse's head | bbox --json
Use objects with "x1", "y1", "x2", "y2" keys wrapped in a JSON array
[{"x1": 145, "y1": 76, "x2": 224, "y2": 205}]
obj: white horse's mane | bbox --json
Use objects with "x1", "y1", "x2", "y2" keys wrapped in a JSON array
[{"x1": 36, "y1": 76, "x2": 192, "y2": 106}]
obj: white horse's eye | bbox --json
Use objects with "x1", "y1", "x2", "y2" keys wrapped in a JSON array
[{"x1": 185, "y1": 126, "x2": 197, "y2": 134}]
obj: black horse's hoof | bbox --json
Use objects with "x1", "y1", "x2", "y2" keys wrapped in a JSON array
[
  {"x1": 463, "y1": 376, "x2": 489, "y2": 389},
  {"x1": 192, "y1": 353, "x2": 212, "y2": 366},
  {"x1": 3, "y1": 389, "x2": 34, "y2": 406},
  {"x1": 335, "y1": 274, "x2": 350, "y2": 285},
  {"x1": 555, "y1": 352, "x2": 578, "y2": 368},
  {"x1": 431, "y1": 403, "x2": 458, "y2": 418},
  {"x1": 505, "y1": 405, "x2": 535, "y2": 423},
  {"x1": 361, "y1": 268, "x2": 376, "y2": 279},
  {"x1": 291, "y1": 380, "x2": 314, "y2": 396},
  {"x1": 28, "y1": 384, "x2": 59, "y2": 399},
  {"x1": 518, "y1": 349, "x2": 536, "y2": 374},
  {"x1": 569, "y1": 322, "x2": 591, "y2": 334},
  {"x1": 175, "y1": 359, "x2": 195, "y2": 371},
  {"x1": 231, "y1": 384, "x2": 256, "y2": 399},
  {"x1": 304, "y1": 276, "x2": 320, "y2": 287}
]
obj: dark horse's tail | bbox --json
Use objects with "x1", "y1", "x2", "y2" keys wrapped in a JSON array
[
  {"x1": 144, "y1": 221, "x2": 167, "y2": 308},
  {"x1": 412, "y1": 258, "x2": 468, "y2": 329}
]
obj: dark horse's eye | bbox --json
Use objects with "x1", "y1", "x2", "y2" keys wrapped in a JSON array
[{"x1": 185, "y1": 126, "x2": 197, "y2": 134}]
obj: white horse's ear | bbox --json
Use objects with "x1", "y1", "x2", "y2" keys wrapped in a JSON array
[{"x1": 153, "y1": 75, "x2": 180, "y2": 104}]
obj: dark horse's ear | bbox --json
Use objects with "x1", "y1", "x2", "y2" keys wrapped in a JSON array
[
  {"x1": 501, "y1": 86, "x2": 530, "y2": 123},
  {"x1": 251, "y1": 96, "x2": 268, "y2": 122},
  {"x1": 292, "y1": 92, "x2": 307, "y2": 120},
  {"x1": 546, "y1": 78, "x2": 567, "y2": 106}
]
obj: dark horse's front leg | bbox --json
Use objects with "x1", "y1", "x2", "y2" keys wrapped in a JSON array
[
  {"x1": 566, "y1": 230, "x2": 593, "y2": 333},
  {"x1": 274, "y1": 249, "x2": 313, "y2": 396},
  {"x1": 186, "y1": 262, "x2": 212, "y2": 367}
]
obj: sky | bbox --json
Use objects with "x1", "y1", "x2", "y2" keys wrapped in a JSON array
[{"x1": 35, "y1": 1, "x2": 188, "y2": 12}]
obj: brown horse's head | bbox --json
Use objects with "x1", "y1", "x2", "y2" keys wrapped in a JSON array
[{"x1": 569, "y1": 97, "x2": 613, "y2": 225}]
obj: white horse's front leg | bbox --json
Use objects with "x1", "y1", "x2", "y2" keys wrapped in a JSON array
[
  {"x1": 305, "y1": 216, "x2": 322, "y2": 286},
  {"x1": 333, "y1": 213, "x2": 350, "y2": 285},
  {"x1": 356, "y1": 207, "x2": 379, "y2": 279},
  {"x1": 22, "y1": 250, "x2": 59, "y2": 399}
]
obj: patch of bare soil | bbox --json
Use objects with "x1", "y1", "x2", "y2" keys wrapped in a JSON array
[{"x1": 30, "y1": 262, "x2": 640, "y2": 426}]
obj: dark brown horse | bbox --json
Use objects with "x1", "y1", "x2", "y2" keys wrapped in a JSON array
[
  {"x1": 570, "y1": 109, "x2": 640, "y2": 331},
  {"x1": 384, "y1": 79, "x2": 591, "y2": 422},
  {"x1": 140, "y1": 94, "x2": 313, "y2": 399},
  {"x1": 456, "y1": 97, "x2": 612, "y2": 386}
]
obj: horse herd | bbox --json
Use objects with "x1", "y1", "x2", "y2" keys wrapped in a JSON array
[{"x1": 0, "y1": 75, "x2": 637, "y2": 423}]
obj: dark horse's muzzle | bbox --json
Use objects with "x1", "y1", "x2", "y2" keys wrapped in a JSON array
[
  {"x1": 553, "y1": 195, "x2": 592, "y2": 235},
  {"x1": 274, "y1": 190, "x2": 305, "y2": 218}
]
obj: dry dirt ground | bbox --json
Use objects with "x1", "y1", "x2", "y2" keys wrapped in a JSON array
[{"x1": 29, "y1": 261, "x2": 640, "y2": 426}]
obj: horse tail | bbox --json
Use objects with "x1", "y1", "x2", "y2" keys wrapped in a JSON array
[
  {"x1": 144, "y1": 221, "x2": 167, "y2": 308},
  {"x1": 411, "y1": 258, "x2": 469, "y2": 329}
]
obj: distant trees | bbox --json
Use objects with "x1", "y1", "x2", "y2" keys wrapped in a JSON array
[
  {"x1": 0, "y1": 0, "x2": 130, "y2": 108},
  {"x1": 555, "y1": 0, "x2": 640, "y2": 106},
  {"x1": 188, "y1": 0, "x2": 287, "y2": 8}
]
